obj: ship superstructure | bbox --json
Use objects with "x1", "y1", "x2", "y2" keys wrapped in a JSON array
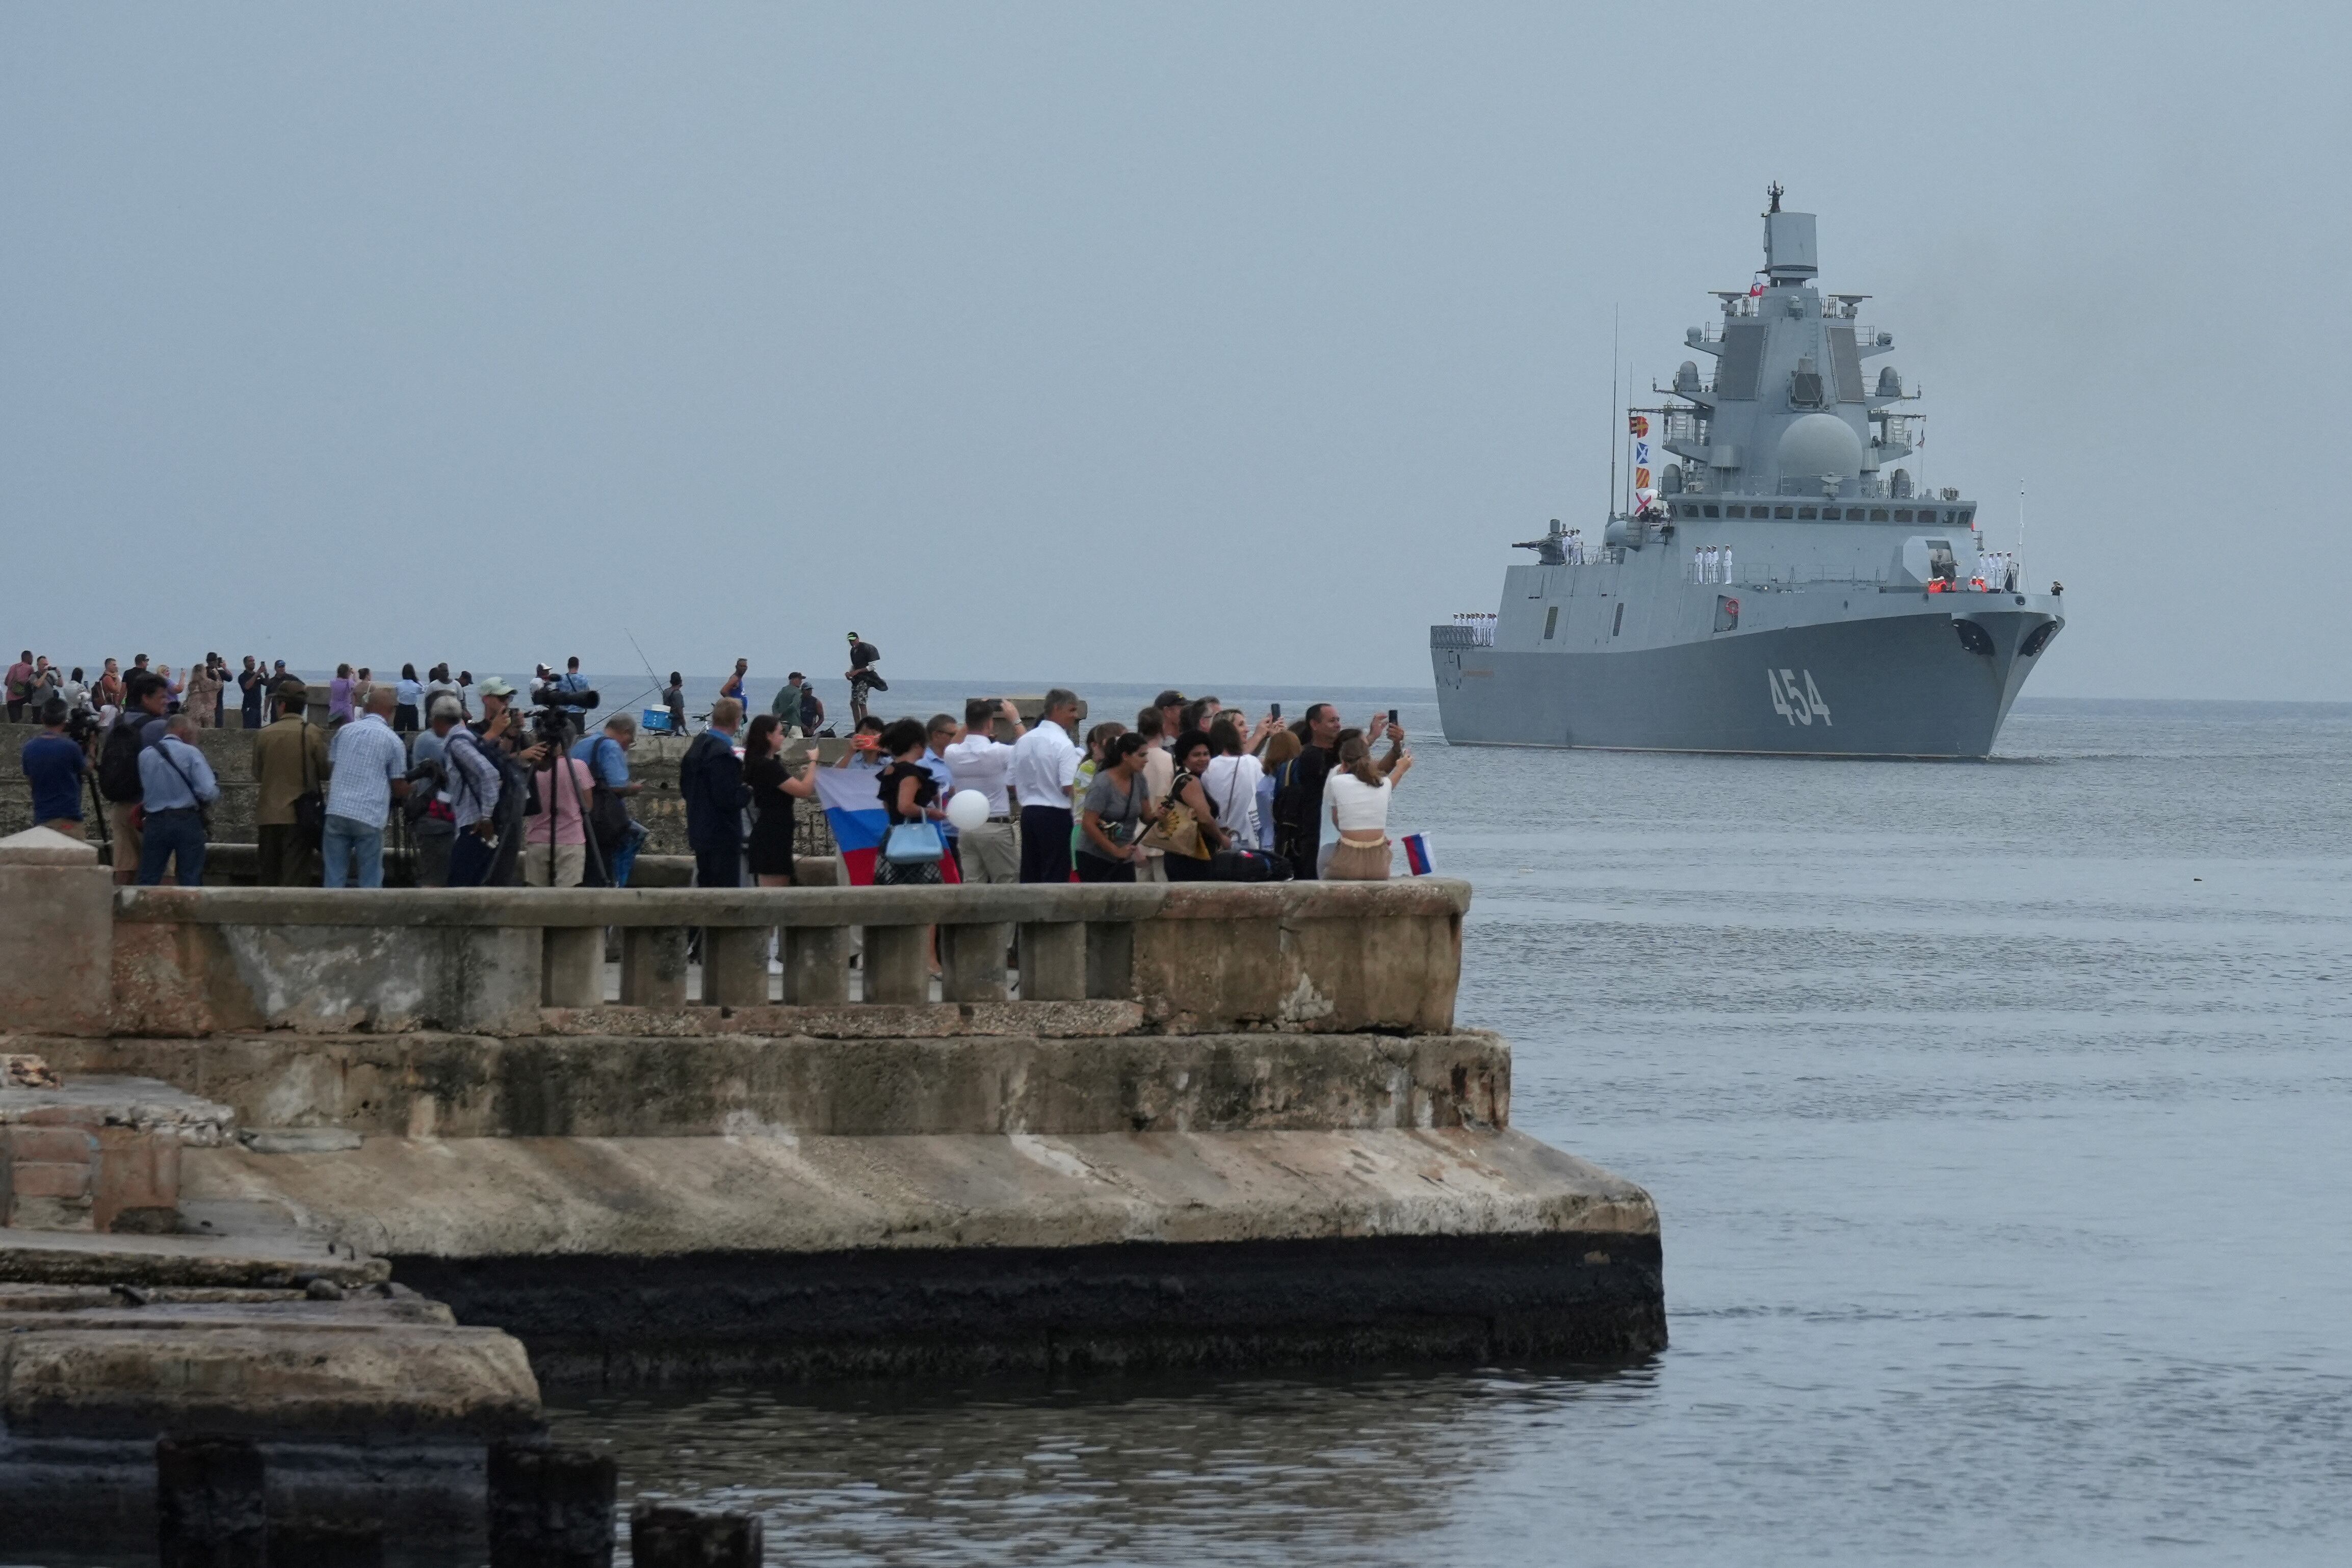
[{"x1": 1431, "y1": 196, "x2": 2062, "y2": 757}]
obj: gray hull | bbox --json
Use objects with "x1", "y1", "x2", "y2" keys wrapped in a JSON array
[{"x1": 1433, "y1": 597, "x2": 2061, "y2": 759}]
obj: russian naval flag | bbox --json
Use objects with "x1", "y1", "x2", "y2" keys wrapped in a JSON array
[
  {"x1": 815, "y1": 768, "x2": 890, "y2": 886},
  {"x1": 1400, "y1": 832, "x2": 1433, "y2": 876}
]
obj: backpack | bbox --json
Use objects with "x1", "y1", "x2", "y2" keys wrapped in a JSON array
[
  {"x1": 98, "y1": 716, "x2": 150, "y2": 803},
  {"x1": 1210, "y1": 847, "x2": 1291, "y2": 882}
]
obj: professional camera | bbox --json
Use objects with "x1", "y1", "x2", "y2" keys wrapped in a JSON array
[{"x1": 527, "y1": 678, "x2": 599, "y2": 750}]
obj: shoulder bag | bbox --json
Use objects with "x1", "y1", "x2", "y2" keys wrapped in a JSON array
[
  {"x1": 1140, "y1": 775, "x2": 1212, "y2": 861},
  {"x1": 292, "y1": 726, "x2": 326, "y2": 846}
]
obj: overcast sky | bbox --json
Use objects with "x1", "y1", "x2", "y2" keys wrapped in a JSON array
[{"x1": 4, "y1": 4, "x2": 2344, "y2": 697}]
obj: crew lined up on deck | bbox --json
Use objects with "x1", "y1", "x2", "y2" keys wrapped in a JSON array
[{"x1": 13, "y1": 633, "x2": 1419, "y2": 888}]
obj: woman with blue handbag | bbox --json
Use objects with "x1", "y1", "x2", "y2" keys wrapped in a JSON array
[{"x1": 874, "y1": 718, "x2": 948, "y2": 886}]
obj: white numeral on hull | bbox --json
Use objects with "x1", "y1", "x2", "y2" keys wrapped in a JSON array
[{"x1": 1767, "y1": 668, "x2": 1833, "y2": 726}]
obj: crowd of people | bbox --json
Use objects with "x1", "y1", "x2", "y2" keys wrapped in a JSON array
[
  {"x1": 675, "y1": 680, "x2": 1412, "y2": 888},
  {"x1": 13, "y1": 635, "x2": 1416, "y2": 890},
  {"x1": 10, "y1": 649, "x2": 648, "y2": 891}
]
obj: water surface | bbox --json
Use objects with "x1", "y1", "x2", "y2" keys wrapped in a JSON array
[{"x1": 544, "y1": 696, "x2": 2352, "y2": 1565}]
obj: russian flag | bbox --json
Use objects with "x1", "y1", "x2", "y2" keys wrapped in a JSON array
[
  {"x1": 814, "y1": 767, "x2": 960, "y2": 886},
  {"x1": 815, "y1": 768, "x2": 890, "y2": 886},
  {"x1": 1400, "y1": 832, "x2": 1433, "y2": 876}
]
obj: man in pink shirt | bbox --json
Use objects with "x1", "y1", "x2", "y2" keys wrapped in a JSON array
[{"x1": 521, "y1": 744, "x2": 598, "y2": 887}]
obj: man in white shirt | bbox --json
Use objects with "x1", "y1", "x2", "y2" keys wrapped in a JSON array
[
  {"x1": 942, "y1": 698, "x2": 1025, "y2": 883},
  {"x1": 1007, "y1": 688, "x2": 1082, "y2": 884}
]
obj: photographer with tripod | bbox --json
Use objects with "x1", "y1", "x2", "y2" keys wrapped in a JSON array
[{"x1": 520, "y1": 674, "x2": 606, "y2": 888}]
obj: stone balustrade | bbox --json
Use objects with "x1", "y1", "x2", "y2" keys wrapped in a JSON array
[{"x1": 0, "y1": 829, "x2": 1466, "y2": 1041}]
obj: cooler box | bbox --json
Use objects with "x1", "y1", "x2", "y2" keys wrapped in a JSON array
[{"x1": 642, "y1": 708, "x2": 674, "y2": 734}]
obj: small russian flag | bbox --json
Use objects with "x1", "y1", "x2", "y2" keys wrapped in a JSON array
[{"x1": 1400, "y1": 832, "x2": 1433, "y2": 876}]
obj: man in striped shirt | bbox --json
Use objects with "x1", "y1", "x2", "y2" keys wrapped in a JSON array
[{"x1": 321, "y1": 687, "x2": 411, "y2": 888}]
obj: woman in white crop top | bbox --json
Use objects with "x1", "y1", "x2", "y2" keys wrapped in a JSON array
[{"x1": 1323, "y1": 733, "x2": 1413, "y2": 880}]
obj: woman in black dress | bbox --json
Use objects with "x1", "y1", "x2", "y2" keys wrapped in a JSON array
[
  {"x1": 742, "y1": 714, "x2": 817, "y2": 886},
  {"x1": 873, "y1": 717, "x2": 946, "y2": 886}
]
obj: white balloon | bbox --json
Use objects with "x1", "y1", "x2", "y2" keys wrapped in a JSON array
[{"x1": 945, "y1": 789, "x2": 991, "y2": 832}]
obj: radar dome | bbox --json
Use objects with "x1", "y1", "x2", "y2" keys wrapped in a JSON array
[{"x1": 1775, "y1": 412, "x2": 1864, "y2": 482}]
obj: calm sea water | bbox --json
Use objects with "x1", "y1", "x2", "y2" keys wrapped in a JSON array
[{"x1": 535, "y1": 696, "x2": 2351, "y2": 1560}]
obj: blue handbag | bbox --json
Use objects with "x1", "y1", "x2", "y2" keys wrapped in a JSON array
[{"x1": 881, "y1": 821, "x2": 945, "y2": 864}]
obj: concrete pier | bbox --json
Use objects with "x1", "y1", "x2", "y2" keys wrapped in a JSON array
[{"x1": 0, "y1": 821, "x2": 1665, "y2": 1546}]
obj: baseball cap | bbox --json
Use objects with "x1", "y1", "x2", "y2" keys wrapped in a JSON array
[{"x1": 477, "y1": 676, "x2": 518, "y2": 699}]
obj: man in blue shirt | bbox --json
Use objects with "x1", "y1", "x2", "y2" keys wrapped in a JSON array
[
  {"x1": 922, "y1": 714, "x2": 960, "y2": 870},
  {"x1": 19, "y1": 700, "x2": 89, "y2": 838},
  {"x1": 136, "y1": 715, "x2": 219, "y2": 885},
  {"x1": 569, "y1": 712, "x2": 643, "y2": 886},
  {"x1": 552, "y1": 657, "x2": 592, "y2": 717},
  {"x1": 321, "y1": 688, "x2": 411, "y2": 888}
]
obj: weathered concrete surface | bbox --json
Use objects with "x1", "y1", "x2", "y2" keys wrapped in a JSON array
[
  {"x1": 1135, "y1": 881, "x2": 1464, "y2": 1035},
  {"x1": 189, "y1": 1128, "x2": 1661, "y2": 1381},
  {"x1": 0, "y1": 828, "x2": 114, "y2": 1036},
  {"x1": 187, "y1": 1128, "x2": 1650, "y2": 1257},
  {"x1": 110, "y1": 920, "x2": 545, "y2": 1038},
  {"x1": 98, "y1": 880, "x2": 1472, "y2": 1037},
  {"x1": 2, "y1": 1317, "x2": 539, "y2": 1438},
  {"x1": 0, "y1": 1226, "x2": 387, "y2": 1289},
  {"x1": 31, "y1": 1030, "x2": 1507, "y2": 1139}
]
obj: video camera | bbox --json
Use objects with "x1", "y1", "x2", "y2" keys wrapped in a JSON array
[{"x1": 528, "y1": 667, "x2": 599, "y2": 749}]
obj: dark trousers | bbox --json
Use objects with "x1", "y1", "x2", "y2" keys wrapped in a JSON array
[
  {"x1": 1075, "y1": 851, "x2": 1134, "y2": 883},
  {"x1": 256, "y1": 823, "x2": 317, "y2": 886},
  {"x1": 1277, "y1": 826, "x2": 1319, "y2": 880},
  {"x1": 1019, "y1": 806, "x2": 1073, "y2": 883},
  {"x1": 448, "y1": 830, "x2": 498, "y2": 887},
  {"x1": 137, "y1": 807, "x2": 206, "y2": 886},
  {"x1": 694, "y1": 846, "x2": 741, "y2": 888}
]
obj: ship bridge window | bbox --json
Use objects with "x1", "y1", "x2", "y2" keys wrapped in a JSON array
[
  {"x1": 1774, "y1": 505, "x2": 1795, "y2": 519},
  {"x1": 1704, "y1": 505, "x2": 1720, "y2": 518},
  {"x1": 1870, "y1": 508, "x2": 1890, "y2": 521},
  {"x1": 1726, "y1": 505, "x2": 1746, "y2": 517},
  {"x1": 1797, "y1": 506, "x2": 1818, "y2": 519},
  {"x1": 1895, "y1": 508, "x2": 1914, "y2": 521}
]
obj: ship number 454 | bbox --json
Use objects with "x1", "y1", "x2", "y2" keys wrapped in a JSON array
[{"x1": 1767, "y1": 668, "x2": 1833, "y2": 726}]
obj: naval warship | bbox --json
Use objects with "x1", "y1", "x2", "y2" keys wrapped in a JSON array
[{"x1": 1431, "y1": 195, "x2": 2063, "y2": 757}]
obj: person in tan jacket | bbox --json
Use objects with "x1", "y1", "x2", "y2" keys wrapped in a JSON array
[{"x1": 251, "y1": 679, "x2": 330, "y2": 885}]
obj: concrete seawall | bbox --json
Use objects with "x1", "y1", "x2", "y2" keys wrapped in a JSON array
[{"x1": 0, "y1": 821, "x2": 1665, "y2": 1543}]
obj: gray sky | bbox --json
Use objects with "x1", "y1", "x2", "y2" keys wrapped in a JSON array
[{"x1": 5, "y1": 4, "x2": 2344, "y2": 697}]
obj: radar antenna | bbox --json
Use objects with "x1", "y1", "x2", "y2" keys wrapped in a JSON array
[{"x1": 1766, "y1": 181, "x2": 1784, "y2": 214}]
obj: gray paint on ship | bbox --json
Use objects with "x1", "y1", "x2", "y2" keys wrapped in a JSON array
[{"x1": 1434, "y1": 203, "x2": 2063, "y2": 758}]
